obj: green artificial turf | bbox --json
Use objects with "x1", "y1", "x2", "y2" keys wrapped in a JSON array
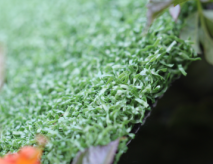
[{"x1": 0, "y1": 0, "x2": 196, "y2": 163}]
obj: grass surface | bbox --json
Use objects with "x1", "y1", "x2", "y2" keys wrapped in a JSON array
[{"x1": 0, "y1": 0, "x2": 196, "y2": 163}]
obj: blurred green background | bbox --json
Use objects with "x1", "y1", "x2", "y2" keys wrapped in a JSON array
[{"x1": 118, "y1": 58, "x2": 213, "y2": 164}]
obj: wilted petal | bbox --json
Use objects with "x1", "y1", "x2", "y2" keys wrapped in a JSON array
[{"x1": 169, "y1": 5, "x2": 181, "y2": 22}]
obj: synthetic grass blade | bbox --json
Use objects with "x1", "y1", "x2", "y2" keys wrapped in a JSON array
[
  {"x1": 0, "y1": 0, "x2": 197, "y2": 163},
  {"x1": 0, "y1": 47, "x2": 4, "y2": 90}
]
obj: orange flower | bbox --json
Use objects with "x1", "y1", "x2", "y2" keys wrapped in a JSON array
[
  {"x1": 0, "y1": 147, "x2": 42, "y2": 164},
  {"x1": 1, "y1": 153, "x2": 19, "y2": 164}
]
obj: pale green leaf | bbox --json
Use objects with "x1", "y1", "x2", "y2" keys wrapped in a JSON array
[
  {"x1": 180, "y1": 12, "x2": 201, "y2": 54},
  {"x1": 199, "y1": 26, "x2": 213, "y2": 65},
  {"x1": 203, "y1": 10, "x2": 213, "y2": 38}
]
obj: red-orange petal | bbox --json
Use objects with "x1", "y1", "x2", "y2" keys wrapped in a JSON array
[
  {"x1": 1, "y1": 153, "x2": 19, "y2": 164},
  {"x1": 0, "y1": 158, "x2": 6, "y2": 164},
  {"x1": 16, "y1": 147, "x2": 42, "y2": 164}
]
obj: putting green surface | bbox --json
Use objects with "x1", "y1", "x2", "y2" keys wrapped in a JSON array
[{"x1": 0, "y1": 0, "x2": 195, "y2": 163}]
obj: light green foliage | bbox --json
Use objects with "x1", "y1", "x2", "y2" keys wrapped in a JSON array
[
  {"x1": 0, "y1": 0, "x2": 196, "y2": 163},
  {"x1": 179, "y1": 0, "x2": 213, "y2": 65}
]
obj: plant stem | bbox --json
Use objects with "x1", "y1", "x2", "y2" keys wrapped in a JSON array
[
  {"x1": 197, "y1": 0, "x2": 203, "y2": 14},
  {"x1": 197, "y1": 0, "x2": 207, "y2": 32}
]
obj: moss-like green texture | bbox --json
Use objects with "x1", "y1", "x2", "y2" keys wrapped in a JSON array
[{"x1": 0, "y1": 0, "x2": 196, "y2": 163}]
